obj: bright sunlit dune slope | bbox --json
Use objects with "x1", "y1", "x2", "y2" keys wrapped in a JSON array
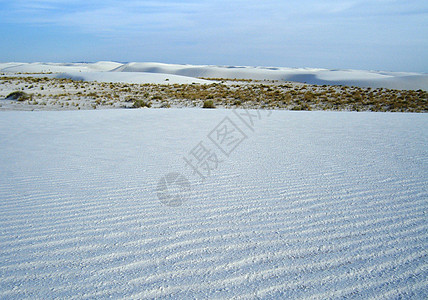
[{"x1": 1, "y1": 62, "x2": 427, "y2": 90}]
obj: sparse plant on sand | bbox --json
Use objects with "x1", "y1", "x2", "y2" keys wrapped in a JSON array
[
  {"x1": 133, "y1": 99, "x2": 151, "y2": 108},
  {"x1": 202, "y1": 100, "x2": 216, "y2": 108},
  {"x1": 1, "y1": 75, "x2": 426, "y2": 112},
  {"x1": 6, "y1": 91, "x2": 32, "y2": 101}
]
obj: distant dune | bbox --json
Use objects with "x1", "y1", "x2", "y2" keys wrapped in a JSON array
[{"x1": 1, "y1": 62, "x2": 427, "y2": 90}]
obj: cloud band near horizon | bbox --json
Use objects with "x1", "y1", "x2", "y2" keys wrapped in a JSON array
[{"x1": 0, "y1": 0, "x2": 427, "y2": 72}]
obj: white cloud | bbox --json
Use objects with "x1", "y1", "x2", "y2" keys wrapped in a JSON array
[
  {"x1": 2, "y1": 0, "x2": 426, "y2": 35},
  {"x1": 0, "y1": 0, "x2": 427, "y2": 71}
]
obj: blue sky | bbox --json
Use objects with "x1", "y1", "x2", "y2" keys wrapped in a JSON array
[{"x1": 0, "y1": 0, "x2": 427, "y2": 72}]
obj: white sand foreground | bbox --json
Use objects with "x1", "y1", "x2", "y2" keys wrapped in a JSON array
[{"x1": 0, "y1": 109, "x2": 426, "y2": 298}]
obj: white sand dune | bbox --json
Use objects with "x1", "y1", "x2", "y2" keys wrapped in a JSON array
[
  {"x1": 0, "y1": 109, "x2": 427, "y2": 298},
  {"x1": 54, "y1": 71, "x2": 212, "y2": 85},
  {"x1": 113, "y1": 62, "x2": 428, "y2": 90},
  {"x1": 0, "y1": 61, "x2": 121, "y2": 74},
  {"x1": 1, "y1": 61, "x2": 427, "y2": 90}
]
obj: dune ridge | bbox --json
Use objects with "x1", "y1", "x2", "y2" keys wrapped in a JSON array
[{"x1": 1, "y1": 62, "x2": 427, "y2": 90}]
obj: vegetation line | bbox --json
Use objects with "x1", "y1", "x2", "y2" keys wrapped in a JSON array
[{"x1": 0, "y1": 76, "x2": 427, "y2": 112}]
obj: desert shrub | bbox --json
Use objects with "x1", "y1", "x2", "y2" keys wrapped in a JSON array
[
  {"x1": 303, "y1": 91, "x2": 314, "y2": 101},
  {"x1": 133, "y1": 99, "x2": 151, "y2": 108},
  {"x1": 6, "y1": 91, "x2": 32, "y2": 101},
  {"x1": 125, "y1": 96, "x2": 135, "y2": 103},
  {"x1": 291, "y1": 103, "x2": 311, "y2": 111},
  {"x1": 160, "y1": 102, "x2": 171, "y2": 108},
  {"x1": 202, "y1": 100, "x2": 216, "y2": 108}
]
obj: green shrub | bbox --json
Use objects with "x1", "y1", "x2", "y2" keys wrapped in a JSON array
[
  {"x1": 202, "y1": 100, "x2": 215, "y2": 108},
  {"x1": 133, "y1": 99, "x2": 151, "y2": 108},
  {"x1": 6, "y1": 91, "x2": 32, "y2": 101},
  {"x1": 303, "y1": 91, "x2": 314, "y2": 101},
  {"x1": 291, "y1": 103, "x2": 311, "y2": 111},
  {"x1": 160, "y1": 102, "x2": 171, "y2": 108}
]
